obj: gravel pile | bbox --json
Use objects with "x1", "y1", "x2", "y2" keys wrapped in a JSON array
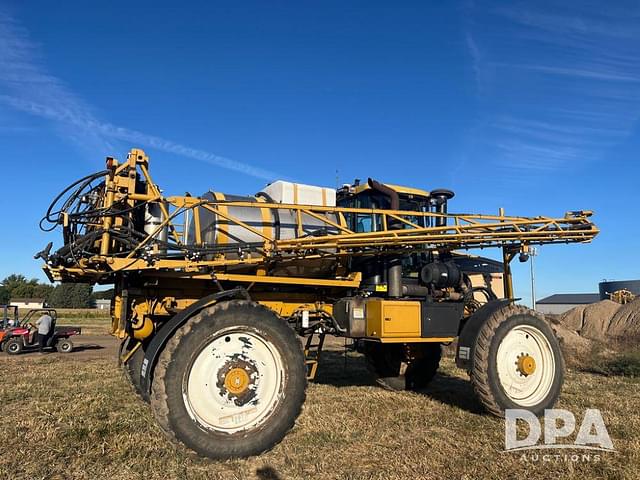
[{"x1": 548, "y1": 298, "x2": 640, "y2": 363}]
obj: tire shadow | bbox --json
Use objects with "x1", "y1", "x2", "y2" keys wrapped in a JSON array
[
  {"x1": 313, "y1": 350, "x2": 376, "y2": 387},
  {"x1": 416, "y1": 372, "x2": 485, "y2": 415},
  {"x1": 256, "y1": 466, "x2": 282, "y2": 480},
  {"x1": 70, "y1": 344, "x2": 104, "y2": 352},
  {"x1": 312, "y1": 349, "x2": 485, "y2": 414}
]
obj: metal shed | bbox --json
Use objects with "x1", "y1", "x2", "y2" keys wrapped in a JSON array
[{"x1": 536, "y1": 293, "x2": 600, "y2": 315}]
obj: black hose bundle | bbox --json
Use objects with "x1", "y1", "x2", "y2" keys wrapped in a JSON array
[{"x1": 39, "y1": 170, "x2": 109, "y2": 231}]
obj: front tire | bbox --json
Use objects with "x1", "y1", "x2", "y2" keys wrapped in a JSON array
[
  {"x1": 151, "y1": 300, "x2": 306, "y2": 459},
  {"x1": 5, "y1": 338, "x2": 23, "y2": 355},
  {"x1": 471, "y1": 304, "x2": 564, "y2": 417}
]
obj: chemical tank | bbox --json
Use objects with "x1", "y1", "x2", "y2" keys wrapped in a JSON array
[
  {"x1": 187, "y1": 181, "x2": 339, "y2": 246},
  {"x1": 184, "y1": 181, "x2": 342, "y2": 277}
]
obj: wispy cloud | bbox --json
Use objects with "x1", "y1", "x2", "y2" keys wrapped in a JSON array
[
  {"x1": 507, "y1": 64, "x2": 640, "y2": 83},
  {"x1": 465, "y1": 1, "x2": 640, "y2": 175},
  {"x1": 0, "y1": 11, "x2": 282, "y2": 181}
]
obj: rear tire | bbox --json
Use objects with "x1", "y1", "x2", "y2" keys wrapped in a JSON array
[
  {"x1": 364, "y1": 342, "x2": 442, "y2": 391},
  {"x1": 124, "y1": 344, "x2": 146, "y2": 400},
  {"x1": 470, "y1": 304, "x2": 564, "y2": 417},
  {"x1": 57, "y1": 339, "x2": 73, "y2": 353},
  {"x1": 151, "y1": 300, "x2": 307, "y2": 459},
  {"x1": 5, "y1": 338, "x2": 23, "y2": 355}
]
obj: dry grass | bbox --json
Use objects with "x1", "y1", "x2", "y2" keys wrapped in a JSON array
[
  {"x1": 15, "y1": 308, "x2": 112, "y2": 334},
  {"x1": 580, "y1": 335, "x2": 640, "y2": 378},
  {"x1": 0, "y1": 343, "x2": 638, "y2": 480},
  {"x1": 18, "y1": 308, "x2": 110, "y2": 319},
  {"x1": 56, "y1": 309, "x2": 111, "y2": 335}
]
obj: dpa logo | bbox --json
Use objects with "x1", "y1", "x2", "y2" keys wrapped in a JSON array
[{"x1": 505, "y1": 409, "x2": 615, "y2": 453}]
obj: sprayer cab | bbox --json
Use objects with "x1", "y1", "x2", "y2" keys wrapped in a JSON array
[{"x1": 336, "y1": 178, "x2": 454, "y2": 230}]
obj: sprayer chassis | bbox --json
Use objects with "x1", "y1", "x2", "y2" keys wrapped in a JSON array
[{"x1": 40, "y1": 149, "x2": 597, "y2": 459}]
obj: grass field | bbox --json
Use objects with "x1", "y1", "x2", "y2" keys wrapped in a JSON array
[
  {"x1": 56, "y1": 314, "x2": 111, "y2": 334},
  {"x1": 0, "y1": 339, "x2": 638, "y2": 480},
  {"x1": 15, "y1": 308, "x2": 113, "y2": 334}
]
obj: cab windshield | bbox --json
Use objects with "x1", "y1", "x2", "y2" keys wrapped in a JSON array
[{"x1": 338, "y1": 192, "x2": 430, "y2": 233}]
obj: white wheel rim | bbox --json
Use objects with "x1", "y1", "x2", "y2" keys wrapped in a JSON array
[
  {"x1": 183, "y1": 328, "x2": 285, "y2": 434},
  {"x1": 9, "y1": 343, "x2": 18, "y2": 352},
  {"x1": 496, "y1": 325, "x2": 555, "y2": 407}
]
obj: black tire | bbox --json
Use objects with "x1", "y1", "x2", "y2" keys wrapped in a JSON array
[
  {"x1": 5, "y1": 338, "x2": 23, "y2": 355},
  {"x1": 151, "y1": 300, "x2": 307, "y2": 459},
  {"x1": 364, "y1": 342, "x2": 442, "y2": 391},
  {"x1": 56, "y1": 339, "x2": 73, "y2": 353},
  {"x1": 124, "y1": 344, "x2": 146, "y2": 399},
  {"x1": 470, "y1": 304, "x2": 564, "y2": 417}
]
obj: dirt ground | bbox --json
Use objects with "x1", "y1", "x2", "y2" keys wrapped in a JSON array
[{"x1": 0, "y1": 333, "x2": 638, "y2": 480}]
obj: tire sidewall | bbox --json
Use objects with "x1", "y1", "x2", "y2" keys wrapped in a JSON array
[
  {"x1": 125, "y1": 345, "x2": 145, "y2": 397},
  {"x1": 159, "y1": 301, "x2": 306, "y2": 458},
  {"x1": 485, "y1": 314, "x2": 564, "y2": 416},
  {"x1": 58, "y1": 340, "x2": 73, "y2": 353},
  {"x1": 6, "y1": 339, "x2": 22, "y2": 355}
]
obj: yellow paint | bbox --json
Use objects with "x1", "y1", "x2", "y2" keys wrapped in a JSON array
[
  {"x1": 224, "y1": 368, "x2": 250, "y2": 394},
  {"x1": 517, "y1": 354, "x2": 536, "y2": 376},
  {"x1": 377, "y1": 337, "x2": 454, "y2": 343},
  {"x1": 132, "y1": 316, "x2": 154, "y2": 340},
  {"x1": 255, "y1": 196, "x2": 273, "y2": 240},
  {"x1": 366, "y1": 299, "x2": 421, "y2": 338},
  {"x1": 212, "y1": 191, "x2": 228, "y2": 244},
  {"x1": 353, "y1": 183, "x2": 430, "y2": 198},
  {"x1": 214, "y1": 272, "x2": 362, "y2": 288},
  {"x1": 121, "y1": 341, "x2": 142, "y2": 364}
]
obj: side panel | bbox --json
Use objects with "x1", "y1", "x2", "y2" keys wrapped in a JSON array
[
  {"x1": 366, "y1": 300, "x2": 421, "y2": 338},
  {"x1": 421, "y1": 302, "x2": 464, "y2": 338}
]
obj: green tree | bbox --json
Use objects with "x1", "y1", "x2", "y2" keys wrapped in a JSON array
[
  {"x1": 49, "y1": 283, "x2": 93, "y2": 308},
  {"x1": 3, "y1": 275, "x2": 41, "y2": 300},
  {"x1": 0, "y1": 287, "x2": 9, "y2": 304},
  {"x1": 1, "y1": 274, "x2": 57, "y2": 305},
  {"x1": 92, "y1": 288, "x2": 114, "y2": 300},
  {"x1": 33, "y1": 284, "x2": 55, "y2": 302},
  {"x1": 11, "y1": 283, "x2": 35, "y2": 299},
  {"x1": 2, "y1": 274, "x2": 28, "y2": 290}
]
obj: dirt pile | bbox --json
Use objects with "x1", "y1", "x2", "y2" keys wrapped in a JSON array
[
  {"x1": 567, "y1": 300, "x2": 620, "y2": 340},
  {"x1": 607, "y1": 297, "x2": 640, "y2": 338},
  {"x1": 549, "y1": 298, "x2": 640, "y2": 363}
]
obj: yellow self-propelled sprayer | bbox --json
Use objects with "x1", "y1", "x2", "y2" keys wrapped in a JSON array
[{"x1": 37, "y1": 148, "x2": 598, "y2": 459}]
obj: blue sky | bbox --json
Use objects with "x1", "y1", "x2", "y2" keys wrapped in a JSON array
[{"x1": 0, "y1": 1, "x2": 638, "y2": 304}]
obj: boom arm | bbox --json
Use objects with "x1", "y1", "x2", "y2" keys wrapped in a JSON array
[{"x1": 40, "y1": 149, "x2": 599, "y2": 287}]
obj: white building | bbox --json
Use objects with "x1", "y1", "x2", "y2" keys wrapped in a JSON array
[
  {"x1": 536, "y1": 293, "x2": 600, "y2": 315},
  {"x1": 95, "y1": 299, "x2": 111, "y2": 310},
  {"x1": 10, "y1": 298, "x2": 46, "y2": 309}
]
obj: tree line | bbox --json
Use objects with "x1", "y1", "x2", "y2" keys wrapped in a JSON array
[{"x1": 0, "y1": 274, "x2": 97, "y2": 308}]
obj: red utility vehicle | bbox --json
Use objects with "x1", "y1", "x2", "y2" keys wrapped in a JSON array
[{"x1": 0, "y1": 308, "x2": 81, "y2": 354}]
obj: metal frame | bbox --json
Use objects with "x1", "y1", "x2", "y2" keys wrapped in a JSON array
[{"x1": 46, "y1": 148, "x2": 599, "y2": 289}]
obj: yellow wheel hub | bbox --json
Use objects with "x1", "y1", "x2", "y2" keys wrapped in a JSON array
[
  {"x1": 224, "y1": 367, "x2": 250, "y2": 395},
  {"x1": 517, "y1": 354, "x2": 536, "y2": 376}
]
